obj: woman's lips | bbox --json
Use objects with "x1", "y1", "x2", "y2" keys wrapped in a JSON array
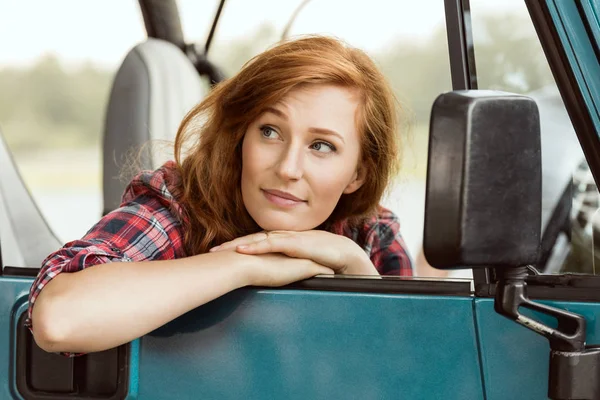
[{"x1": 262, "y1": 189, "x2": 306, "y2": 208}]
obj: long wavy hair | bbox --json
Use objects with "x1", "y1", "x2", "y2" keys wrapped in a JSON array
[{"x1": 173, "y1": 35, "x2": 401, "y2": 256}]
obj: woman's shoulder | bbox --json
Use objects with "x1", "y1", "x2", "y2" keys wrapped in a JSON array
[
  {"x1": 339, "y1": 206, "x2": 401, "y2": 240},
  {"x1": 360, "y1": 206, "x2": 401, "y2": 242},
  {"x1": 370, "y1": 205, "x2": 399, "y2": 225},
  {"x1": 331, "y1": 206, "x2": 404, "y2": 250},
  {"x1": 121, "y1": 161, "x2": 184, "y2": 214},
  {"x1": 341, "y1": 206, "x2": 412, "y2": 275}
]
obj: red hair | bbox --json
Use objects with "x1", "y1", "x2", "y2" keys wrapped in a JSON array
[{"x1": 174, "y1": 36, "x2": 401, "y2": 255}]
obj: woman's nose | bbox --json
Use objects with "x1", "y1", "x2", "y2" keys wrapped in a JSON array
[{"x1": 275, "y1": 144, "x2": 304, "y2": 181}]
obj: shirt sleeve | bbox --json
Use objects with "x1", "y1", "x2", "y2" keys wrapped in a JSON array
[
  {"x1": 26, "y1": 197, "x2": 184, "y2": 356},
  {"x1": 365, "y1": 209, "x2": 414, "y2": 276}
]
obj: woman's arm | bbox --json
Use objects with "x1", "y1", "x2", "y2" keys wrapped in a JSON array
[
  {"x1": 210, "y1": 207, "x2": 415, "y2": 277},
  {"x1": 32, "y1": 251, "x2": 332, "y2": 354},
  {"x1": 211, "y1": 230, "x2": 379, "y2": 275}
]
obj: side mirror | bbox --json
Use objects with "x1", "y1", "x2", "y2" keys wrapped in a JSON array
[
  {"x1": 423, "y1": 90, "x2": 541, "y2": 269},
  {"x1": 425, "y1": 91, "x2": 598, "y2": 400}
]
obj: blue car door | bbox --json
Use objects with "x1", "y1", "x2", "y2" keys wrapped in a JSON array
[{"x1": 2, "y1": 265, "x2": 482, "y2": 399}]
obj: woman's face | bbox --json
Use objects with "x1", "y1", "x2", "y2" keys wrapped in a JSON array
[{"x1": 241, "y1": 84, "x2": 365, "y2": 231}]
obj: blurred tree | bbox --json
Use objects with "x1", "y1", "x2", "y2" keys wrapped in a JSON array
[
  {"x1": 375, "y1": 26, "x2": 452, "y2": 126},
  {"x1": 0, "y1": 12, "x2": 556, "y2": 155},
  {"x1": 375, "y1": 12, "x2": 555, "y2": 125},
  {"x1": 210, "y1": 24, "x2": 279, "y2": 77},
  {"x1": 0, "y1": 54, "x2": 112, "y2": 152},
  {"x1": 473, "y1": 13, "x2": 555, "y2": 93}
]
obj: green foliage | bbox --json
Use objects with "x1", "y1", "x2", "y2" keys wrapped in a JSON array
[
  {"x1": 376, "y1": 27, "x2": 453, "y2": 126},
  {"x1": 0, "y1": 12, "x2": 555, "y2": 156},
  {"x1": 210, "y1": 24, "x2": 279, "y2": 77},
  {"x1": 0, "y1": 54, "x2": 112, "y2": 152},
  {"x1": 377, "y1": 12, "x2": 555, "y2": 125},
  {"x1": 474, "y1": 13, "x2": 555, "y2": 94}
]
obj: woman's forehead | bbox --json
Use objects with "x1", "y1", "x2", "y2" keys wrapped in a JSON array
[{"x1": 264, "y1": 85, "x2": 360, "y2": 116}]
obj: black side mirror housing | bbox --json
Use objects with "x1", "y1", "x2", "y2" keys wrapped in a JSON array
[{"x1": 423, "y1": 90, "x2": 541, "y2": 269}]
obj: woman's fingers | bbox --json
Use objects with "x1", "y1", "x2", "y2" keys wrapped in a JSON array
[
  {"x1": 305, "y1": 265, "x2": 335, "y2": 279},
  {"x1": 316, "y1": 267, "x2": 335, "y2": 275},
  {"x1": 236, "y1": 239, "x2": 274, "y2": 254},
  {"x1": 236, "y1": 234, "x2": 302, "y2": 258},
  {"x1": 249, "y1": 254, "x2": 335, "y2": 287},
  {"x1": 232, "y1": 230, "x2": 373, "y2": 276},
  {"x1": 274, "y1": 260, "x2": 335, "y2": 285},
  {"x1": 209, "y1": 232, "x2": 269, "y2": 252},
  {"x1": 236, "y1": 231, "x2": 346, "y2": 272}
]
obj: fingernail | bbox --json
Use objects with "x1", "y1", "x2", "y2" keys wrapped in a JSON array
[
  {"x1": 237, "y1": 245, "x2": 248, "y2": 250},
  {"x1": 209, "y1": 246, "x2": 220, "y2": 252}
]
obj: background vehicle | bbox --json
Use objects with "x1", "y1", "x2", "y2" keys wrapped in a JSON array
[{"x1": 1, "y1": 0, "x2": 600, "y2": 399}]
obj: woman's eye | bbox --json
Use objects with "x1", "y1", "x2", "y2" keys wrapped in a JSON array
[
  {"x1": 310, "y1": 141, "x2": 336, "y2": 153},
  {"x1": 260, "y1": 125, "x2": 279, "y2": 139}
]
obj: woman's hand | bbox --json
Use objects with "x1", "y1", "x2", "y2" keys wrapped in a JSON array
[
  {"x1": 210, "y1": 231, "x2": 379, "y2": 276},
  {"x1": 242, "y1": 253, "x2": 335, "y2": 287}
]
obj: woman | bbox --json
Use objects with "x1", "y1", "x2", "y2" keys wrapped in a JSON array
[{"x1": 28, "y1": 36, "x2": 413, "y2": 355}]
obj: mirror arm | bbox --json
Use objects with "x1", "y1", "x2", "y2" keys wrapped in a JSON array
[
  {"x1": 494, "y1": 266, "x2": 600, "y2": 399},
  {"x1": 495, "y1": 266, "x2": 585, "y2": 352},
  {"x1": 184, "y1": 44, "x2": 226, "y2": 86}
]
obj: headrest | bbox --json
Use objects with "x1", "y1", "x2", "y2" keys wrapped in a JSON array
[{"x1": 103, "y1": 38, "x2": 206, "y2": 214}]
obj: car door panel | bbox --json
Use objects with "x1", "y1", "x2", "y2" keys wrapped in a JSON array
[
  {"x1": 136, "y1": 288, "x2": 483, "y2": 400},
  {"x1": 475, "y1": 298, "x2": 600, "y2": 400},
  {"x1": 1, "y1": 276, "x2": 138, "y2": 400},
  {"x1": 1, "y1": 277, "x2": 483, "y2": 400},
  {"x1": 1, "y1": 276, "x2": 35, "y2": 399}
]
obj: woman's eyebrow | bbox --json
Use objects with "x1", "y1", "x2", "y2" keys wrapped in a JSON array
[
  {"x1": 264, "y1": 106, "x2": 344, "y2": 143},
  {"x1": 309, "y1": 127, "x2": 345, "y2": 143},
  {"x1": 264, "y1": 107, "x2": 288, "y2": 120}
]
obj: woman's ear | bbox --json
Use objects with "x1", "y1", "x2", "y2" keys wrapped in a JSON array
[{"x1": 343, "y1": 166, "x2": 366, "y2": 194}]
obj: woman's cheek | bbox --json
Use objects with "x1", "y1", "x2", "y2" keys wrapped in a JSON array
[{"x1": 308, "y1": 166, "x2": 352, "y2": 206}]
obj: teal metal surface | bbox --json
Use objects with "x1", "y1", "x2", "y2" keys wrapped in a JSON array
[
  {"x1": 10, "y1": 299, "x2": 31, "y2": 399},
  {"x1": 548, "y1": 0, "x2": 600, "y2": 136},
  {"x1": 128, "y1": 339, "x2": 140, "y2": 399},
  {"x1": 137, "y1": 289, "x2": 483, "y2": 400},
  {"x1": 1, "y1": 277, "x2": 482, "y2": 399},
  {"x1": 580, "y1": 0, "x2": 600, "y2": 48},
  {"x1": 475, "y1": 298, "x2": 600, "y2": 400},
  {"x1": 0, "y1": 276, "x2": 140, "y2": 399},
  {"x1": 0, "y1": 277, "x2": 29, "y2": 400}
]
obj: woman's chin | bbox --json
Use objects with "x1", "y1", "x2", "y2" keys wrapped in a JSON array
[{"x1": 253, "y1": 215, "x2": 320, "y2": 232}]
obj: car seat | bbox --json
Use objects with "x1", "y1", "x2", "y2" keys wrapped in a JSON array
[
  {"x1": 0, "y1": 128, "x2": 62, "y2": 269},
  {"x1": 102, "y1": 38, "x2": 206, "y2": 215}
]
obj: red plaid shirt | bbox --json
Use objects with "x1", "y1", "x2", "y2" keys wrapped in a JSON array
[{"x1": 27, "y1": 161, "x2": 413, "y2": 334}]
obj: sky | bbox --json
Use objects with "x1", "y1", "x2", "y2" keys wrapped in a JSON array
[{"x1": 0, "y1": 0, "x2": 524, "y2": 68}]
